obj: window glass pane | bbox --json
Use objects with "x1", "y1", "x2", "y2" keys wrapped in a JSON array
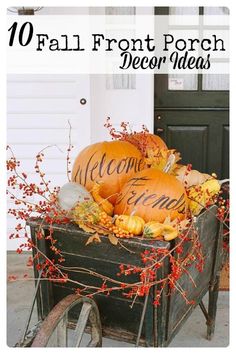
[
  {"x1": 169, "y1": 7, "x2": 199, "y2": 15},
  {"x1": 202, "y1": 29, "x2": 228, "y2": 60},
  {"x1": 204, "y1": 7, "x2": 229, "y2": 15},
  {"x1": 106, "y1": 74, "x2": 136, "y2": 89},
  {"x1": 105, "y1": 7, "x2": 135, "y2": 15},
  {"x1": 203, "y1": 7, "x2": 229, "y2": 26},
  {"x1": 202, "y1": 74, "x2": 229, "y2": 90},
  {"x1": 168, "y1": 74, "x2": 198, "y2": 90},
  {"x1": 169, "y1": 7, "x2": 199, "y2": 25}
]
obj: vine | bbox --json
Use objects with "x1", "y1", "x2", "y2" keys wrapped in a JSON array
[{"x1": 7, "y1": 121, "x2": 229, "y2": 308}]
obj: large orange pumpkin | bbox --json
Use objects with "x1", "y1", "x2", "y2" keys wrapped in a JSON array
[
  {"x1": 121, "y1": 132, "x2": 167, "y2": 156},
  {"x1": 114, "y1": 168, "x2": 188, "y2": 222},
  {"x1": 72, "y1": 141, "x2": 145, "y2": 204}
]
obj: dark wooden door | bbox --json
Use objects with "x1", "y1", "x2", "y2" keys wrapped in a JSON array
[{"x1": 154, "y1": 7, "x2": 229, "y2": 179}]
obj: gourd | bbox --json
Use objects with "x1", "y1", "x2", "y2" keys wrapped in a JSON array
[
  {"x1": 143, "y1": 221, "x2": 164, "y2": 239},
  {"x1": 114, "y1": 168, "x2": 188, "y2": 223},
  {"x1": 91, "y1": 182, "x2": 114, "y2": 216},
  {"x1": 162, "y1": 225, "x2": 178, "y2": 241},
  {"x1": 187, "y1": 178, "x2": 221, "y2": 216},
  {"x1": 72, "y1": 200, "x2": 104, "y2": 225},
  {"x1": 115, "y1": 215, "x2": 145, "y2": 235},
  {"x1": 72, "y1": 140, "x2": 145, "y2": 205},
  {"x1": 174, "y1": 165, "x2": 211, "y2": 187},
  {"x1": 58, "y1": 182, "x2": 92, "y2": 211},
  {"x1": 122, "y1": 132, "x2": 167, "y2": 157},
  {"x1": 143, "y1": 222, "x2": 178, "y2": 241}
]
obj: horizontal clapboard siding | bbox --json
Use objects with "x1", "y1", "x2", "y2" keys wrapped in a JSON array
[
  {"x1": 7, "y1": 129, "x2": 79, "y2": 144},
  {"x1": 8, "y1": 115, "x2": 81, "y2": 129},
  {"x1": 7, "y1": 81, "x2": 78, "y2": 98},
  {"x1": 7, "y1": 144, "x2": 78, "y2": 159},
  {"x1": 7, "y1": 98, "x2": 78, "y2": 114},
  {"x1": 7, "y1": 74, "x2": 90, "y2": 250}
]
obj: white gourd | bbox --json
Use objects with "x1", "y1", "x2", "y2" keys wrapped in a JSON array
[{"x1": 58, "y1": 182, "x2": 92, "y2": 210}]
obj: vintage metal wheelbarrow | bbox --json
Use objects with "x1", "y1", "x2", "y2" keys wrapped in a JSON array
[{"x1": 16, "y1": 205, "x2": 223, "y2": 347}]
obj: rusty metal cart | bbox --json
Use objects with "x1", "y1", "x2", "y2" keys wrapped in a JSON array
[{"x1": 16, "y1": 205, "x2": 223, "y2": 347}]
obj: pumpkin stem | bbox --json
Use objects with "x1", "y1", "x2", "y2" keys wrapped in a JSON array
[
  {"x1": 130, "y1": 208, "x2": 137, "y2": 217},
  {"x1": 91, "y1": 182, "x2": 114, "y2": 216},
  {"x1": 163, "y1": 153, "x2": 176, "y2": 173},
  {"x1": 219, "y1": 179, "x2": 229, "y2": 185}
]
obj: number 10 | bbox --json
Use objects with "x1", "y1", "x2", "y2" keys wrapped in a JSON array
[{"x1": 8, "y1": 22, "x2": 33, "y2": 46}]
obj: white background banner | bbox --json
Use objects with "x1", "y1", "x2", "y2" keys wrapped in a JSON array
[{"x1": 7, "y1": 15, "x2": 229, "y2": 74}]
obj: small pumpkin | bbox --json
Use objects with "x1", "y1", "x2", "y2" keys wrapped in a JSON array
[
  {"x1": 122, "y1": 132, "x2": 167, "y2": 157},
  {"x1": 114, "y1": 168, "x2": 188, "y2": 223},
  {"x1": 115, "y1": 215, "x2": 145, "y2": 236},
  {"x1": 72, "y1": 140, "x2": 145, "y2": 205},
  {"x1": 91, "y1": 182, "x2": 114, "y2": 216}
]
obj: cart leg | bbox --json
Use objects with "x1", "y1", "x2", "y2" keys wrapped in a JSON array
[
  {"x1": 205, "y1": 216, "x2": 223, "y2": 340},
  {"x1": 207, "y1": 274, "x2": 220, "y2": 340}
]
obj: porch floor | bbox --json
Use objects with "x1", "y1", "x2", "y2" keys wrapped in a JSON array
[{"x1": 7, "y1": 252, "x2": 229, "y2": 347}]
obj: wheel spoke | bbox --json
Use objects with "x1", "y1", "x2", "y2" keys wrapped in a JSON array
[
  {"x1": 31, "y1": 294, "x2": 102, "y2": 347},
  {"x1": 56, "y1": 311, "x2": 68, "y2": 347},
  {"x1": 73, "y1": 302, "x2": 92, "y2": 347}
]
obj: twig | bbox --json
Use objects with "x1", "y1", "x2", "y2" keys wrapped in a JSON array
[{"x1": 67, "y1": 120, "x2": 73, "y2": 182}]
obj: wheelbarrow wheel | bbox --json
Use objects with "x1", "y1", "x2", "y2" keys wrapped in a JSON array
[{"x1": 31, "y1": 294, "x2": 102, "y2": 347}]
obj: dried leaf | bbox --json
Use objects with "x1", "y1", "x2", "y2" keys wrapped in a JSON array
[
  {"x1": 108, "y1": 233, "x2": 118, "y2": 245},
  {"x1": 173, "y1": 151, "x2": 181, "y2": 164},
  {"x1": 78, "y1": 222, "x2": 96, "y2": 233},
  {"x1": 178, "y1": 219, "x2": 190, "y2": 231},
  {"x1": 91, "y1": 224, "x2": 110, "y2": 235},
  {"x1": 145, "y1": 148, "x2": 167, "y2": 171},
  {"x1": 163, "y1": 216, "x2": 172, "y2": 225},
  {"x1": 145, "y1": 148, "x2": 181, "y2": 174},
  {"x1": 163, "y1": 216, "x2": 190, "y2": 230},
  {"x1": 85, "y1": 233, "x2": 101, "y2": 245}
]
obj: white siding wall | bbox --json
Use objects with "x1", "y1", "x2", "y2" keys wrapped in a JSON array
[
  {"x1": 7, "y1": 73, "x2": 154, "y2": 250},
  {"x1": 7, "y1": 6, "x2": 154, "y2": 250},
  {"x1": 90, "y1": 74, "x2": 154, "y2": 143},
  {"x1": 89, "y1": 6, "x2": 154, "y2": 142},
  {"x1": 7, "y1": 74, "x2": 90, "y2": 250}
]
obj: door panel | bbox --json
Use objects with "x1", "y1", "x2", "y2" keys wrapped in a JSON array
[
  {"x1": 166, "y1": 125, "x2": 208, "y2": 171},
  {"x1": 154, "y1": 6, "x2": 229, "y2": 179},
  {"x1": 154, "y1": 110, "x2": 229, "y2": 178}
]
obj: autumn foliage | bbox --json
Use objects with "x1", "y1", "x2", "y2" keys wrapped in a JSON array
[{"x1": 6, "y1": 120, "x2": 229, "y2": 308}]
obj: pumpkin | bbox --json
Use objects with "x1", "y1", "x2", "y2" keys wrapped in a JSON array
[
  {"x1": 114, "y1": 168, "x2": 188, "y2": 223},
  {"x1": 121, "y1": 132, "x2": 167, "y2": 157},
  {"x1": 91, "y1": 182, "x2": 114, "y2": 216},
  {"x1": 72, "y1": 141, "x2": 145, "y2": 205},
  {"x1": 115, "y1": 215, "x2": 145, "y2": 235},
  {"x1": 58, "y1": 182, "x2": 92, "y2": 211}
]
